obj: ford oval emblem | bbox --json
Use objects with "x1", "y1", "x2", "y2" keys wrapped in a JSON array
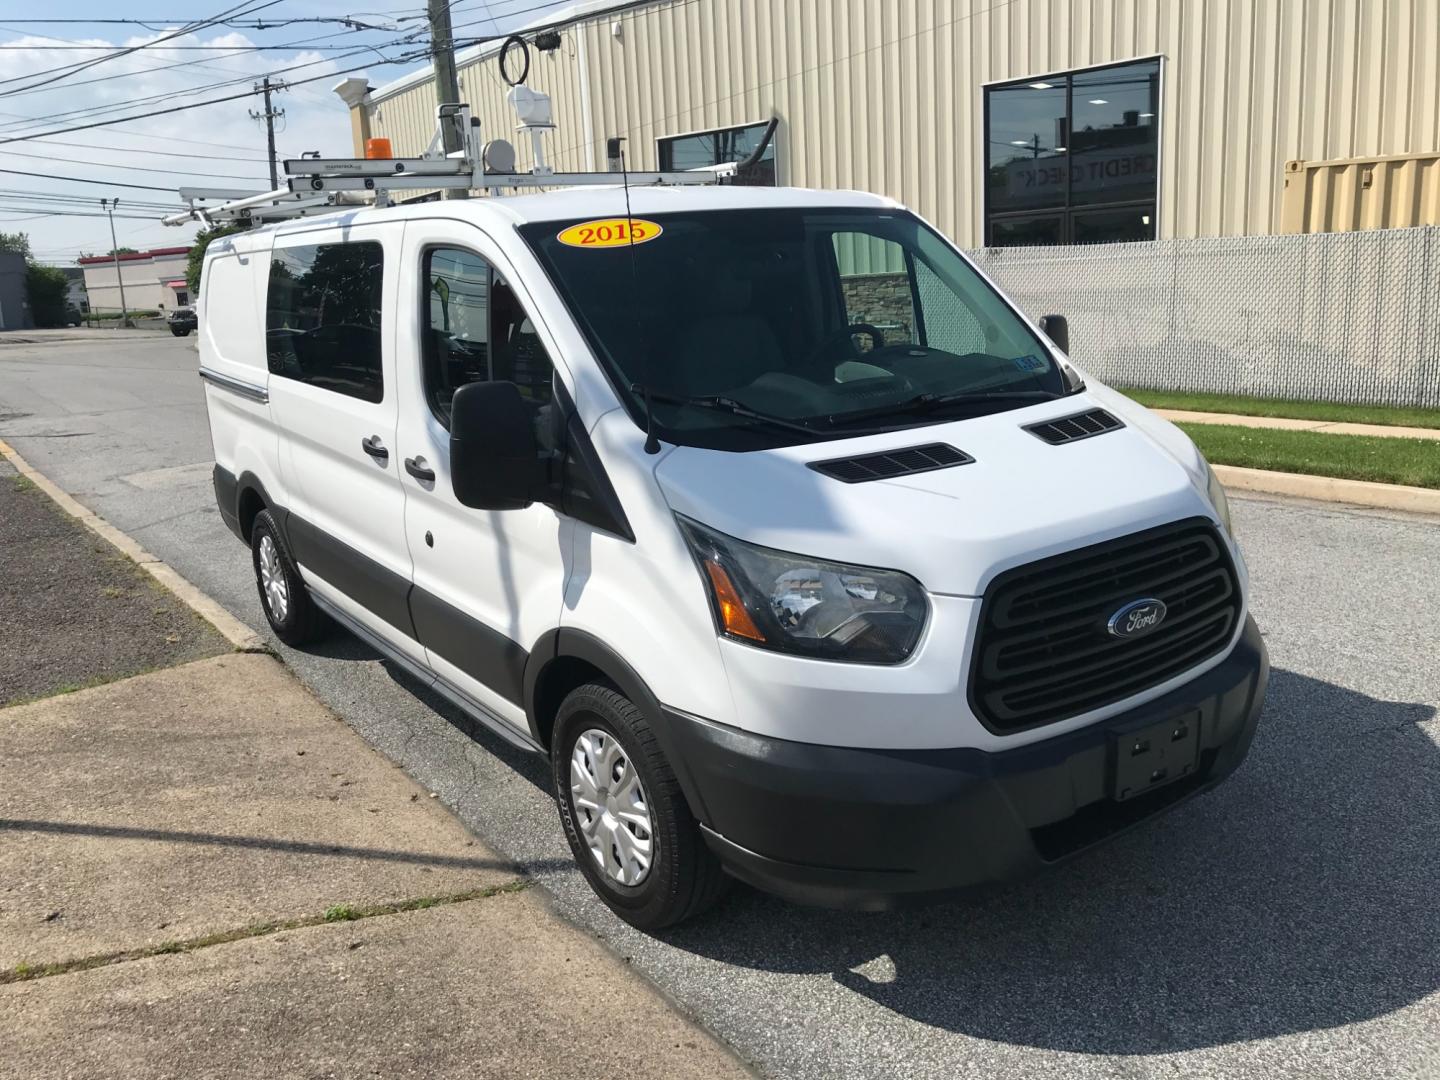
[{"x1": 1107, "y1": 598, "x2": 1168, "y2": 639}]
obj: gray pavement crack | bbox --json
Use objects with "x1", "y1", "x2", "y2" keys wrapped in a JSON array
[{"x1": 2, "y1": 879, "x2": 531, "y2": 987}]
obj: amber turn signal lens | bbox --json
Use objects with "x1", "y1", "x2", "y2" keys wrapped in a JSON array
[{"x1": 702, "y1": 560, "x2": 765, "y2": 642}]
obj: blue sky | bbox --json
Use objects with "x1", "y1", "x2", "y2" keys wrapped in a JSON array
[{"x1": 0, "y1": 0, "x2": 571, "y2": 263}]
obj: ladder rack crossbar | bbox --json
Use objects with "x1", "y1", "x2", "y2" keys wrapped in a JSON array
[{"x1": 162, "y1": 95, "x2": 737, "y2": 228}]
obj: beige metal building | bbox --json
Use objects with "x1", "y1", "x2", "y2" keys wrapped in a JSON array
[
  {"x1": 78, "y1": 246, "x2": 192, "y2": 314},
  {"x1": 343, "y1": 0, "x2": 1440, "y2": 247}
]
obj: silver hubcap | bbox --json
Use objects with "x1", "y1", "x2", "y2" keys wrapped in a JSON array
[
  {"x1": 258, "y1": 534, "x2": 289, "y2": 622},
  {"x1": 570, "y1": 728, "x2": 654, "y2": 886}
]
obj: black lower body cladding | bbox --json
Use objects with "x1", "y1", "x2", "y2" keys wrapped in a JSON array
[{"x1": 667, "y1": 616, "x2": 1269, "y2": 910}]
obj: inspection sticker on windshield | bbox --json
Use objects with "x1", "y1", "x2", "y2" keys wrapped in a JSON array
[
  {"x1": 1013, "y1": 354, "x2": 1048, "y2": 372},
  {"x1": 557, "y1": 218, "x2": 663, "y2": 249}
]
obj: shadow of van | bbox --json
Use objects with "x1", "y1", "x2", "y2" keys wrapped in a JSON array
[{"x1": 656, "y1": 667, "x2": 1439, "y2": 1054}]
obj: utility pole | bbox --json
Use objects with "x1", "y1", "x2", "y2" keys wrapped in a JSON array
[
  {"x1": 427, "y1": 0, "x2": 467, "y2": 199},
  {"x1": 250, "y1": 77, "x2": 285, "y2": 189},
  {"x1": 98, "y1": 198, "x2": 130, "y2": 328}
]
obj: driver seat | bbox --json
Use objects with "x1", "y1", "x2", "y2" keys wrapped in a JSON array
[{"x1": 666, "y1": 276, "x2": 783, "y2": 398}]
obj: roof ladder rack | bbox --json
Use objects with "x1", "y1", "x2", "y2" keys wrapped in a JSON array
[{"x1": 163, "y1": 90, "x2": 733, "y2": 227}]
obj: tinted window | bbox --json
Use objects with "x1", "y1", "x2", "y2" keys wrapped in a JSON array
[
  {"x1": 521, "y1": 209, "x2": 1063, "y2": 451},
  {"x1": 658, "y1": 121, "x2": 777, "y2": 186},
  {"x1": 266, "y1": 241, "x2": 385, "y2": 402},
  {"x1": 984, "y1": 58, "x2": 1160, "y2": 246},
  {"x1": 422, "y1": 247, "x2": 557, "y2": 441}
]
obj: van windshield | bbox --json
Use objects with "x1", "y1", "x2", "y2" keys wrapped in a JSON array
[{"x1": 520, "y1": 208, "x2": 1071, "y2": 450}]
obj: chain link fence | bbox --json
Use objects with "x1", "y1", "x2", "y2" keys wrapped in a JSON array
[{"x1": 968, "y1": 226, "x2": 1440, "y2": 409}]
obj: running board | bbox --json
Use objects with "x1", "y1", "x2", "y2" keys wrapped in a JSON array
[{"x1": 309, "y1": 592, "x2": 545, "y2": 756}]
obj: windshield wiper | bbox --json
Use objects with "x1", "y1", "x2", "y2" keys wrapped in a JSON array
[
  {"x1": 632, "y1": 385, "x2": 825, "y2": 437},
  {"x1": 824, "y1": 388, "x2": 1062, "y2": 428}
]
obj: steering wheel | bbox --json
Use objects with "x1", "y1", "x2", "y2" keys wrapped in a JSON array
[{"x1": 805, "y1": 322, "x2": 887, "y2": 368}]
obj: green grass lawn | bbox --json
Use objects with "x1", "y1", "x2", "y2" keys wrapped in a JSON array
[
  {"x1": 1121, "y1": 388, "x2": 1440, "y2": 431},
  {"x1": 1180, "y1": 423, "x2": 1440, "y2": 490}
]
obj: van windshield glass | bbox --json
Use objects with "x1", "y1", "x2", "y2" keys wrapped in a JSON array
[{"x1": 520, "y1": 208, "x2": 1069, "y2": 450}]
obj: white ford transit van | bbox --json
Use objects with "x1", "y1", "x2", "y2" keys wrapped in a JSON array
[{"x1": 198, "y1": 185, "x2": 1268, "y2": 929}]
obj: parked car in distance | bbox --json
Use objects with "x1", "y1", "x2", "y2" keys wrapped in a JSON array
[
  {"x1": 197, "y1": 185, "x2": 1268, "y2": 930},
  {"x1": 168, "y1": 306, "x2": 197, "y2": 336}
]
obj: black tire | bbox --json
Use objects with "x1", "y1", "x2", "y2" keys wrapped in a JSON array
[
  {"x1": 553, "y1": 683, "x2": 728, "y2": 930},
  {"x1": 250, "y1": 508, "x2": 327, "y2": 645},
  {"x1": 170, "y1": 327, "x2": 191, "y2": 337}
]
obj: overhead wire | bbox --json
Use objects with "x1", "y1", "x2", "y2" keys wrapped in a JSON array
[{"x1": 0, "y1": 0, "x2": 284, "y2": 94}]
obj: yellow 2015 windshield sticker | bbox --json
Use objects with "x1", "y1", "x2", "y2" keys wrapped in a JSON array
[{"x1": 556, "y1": 218, "x2": 663, "y2": 249}]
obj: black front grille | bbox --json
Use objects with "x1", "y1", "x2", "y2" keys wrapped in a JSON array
[
  {"x1": 970, "y1": 519, "x2": 1240, "y2": 733},
  {"x1": 808, "y1": 443, "x2": 973, "y2": 483},
  {"x1": 1024, "y1": 408, "x2": 1123, "y2": 445}
]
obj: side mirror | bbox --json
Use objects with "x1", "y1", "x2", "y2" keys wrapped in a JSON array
[
  {"x1": 1038, "y1": 314, "x2": 1069, "y2": 355},
  {"x1": 450, "y1": 381, "x2": 545, "y2": 511}
]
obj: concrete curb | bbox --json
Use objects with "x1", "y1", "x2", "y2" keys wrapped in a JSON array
[
  {"x1": 0, "y1": 438, "x2": 265, "y2": 652},
  {"x1": 1214, "y1": 463, "x2": 1440, "y2": 515},
  {"x1": 1156, "y1": 408, "x2": 1440, "y2": 441}
]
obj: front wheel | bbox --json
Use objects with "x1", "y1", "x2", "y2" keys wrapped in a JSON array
[
  {"x1": 170, "y1": 327, "x2": 191, "y2": 337},
  {"x1": 553, "y1": 683, "x2": 728, "y2": 930}
]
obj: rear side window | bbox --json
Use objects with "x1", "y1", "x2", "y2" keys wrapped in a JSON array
[{"x1": 266, "y1": 241, "x2": 385, "y2": 403}]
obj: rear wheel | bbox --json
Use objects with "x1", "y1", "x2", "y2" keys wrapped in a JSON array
[
  {"x1": 552, "y1": 683, "x2": 728, "y2": 930},
  {"x1": 251, "y1": 509, "x2": 326, "y2": 645}
]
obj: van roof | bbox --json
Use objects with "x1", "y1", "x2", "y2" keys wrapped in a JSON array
[{"x1": 231, "y1": 184, "x2": 904, "y2": 243}]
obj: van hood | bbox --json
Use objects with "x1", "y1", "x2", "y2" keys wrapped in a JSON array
[{"x1": 653, "y1": 389, "x2": 1218, "y2": 597}]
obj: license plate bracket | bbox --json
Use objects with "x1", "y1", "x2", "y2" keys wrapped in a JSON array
[{"x1": 1111, "y1": 712, "x2": 1200, "y2": 801}]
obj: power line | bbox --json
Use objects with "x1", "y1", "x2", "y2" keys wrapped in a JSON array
[
  {"x1": 2, "y1": 148, "x2": 267, "y2": 181},
  {"x1": 0, "y1": 50, "x2": 428, "y2": 145},
  {"x1": 0, "y1": 15, "x2": 419, "y2": 30},
  {"x1": 1, "y1": 42, "x2": 415, "y2": 50},
  {"x1": 0, "y1": 1, "x2": 283, "y2": 95},
  {"x1": 0, "y1": 22, "x2": 373, "y2": 102},
  {"x1": 0, "y1": 41, "x2": 388, "y2": 129},
  {"x1": 0, "y1": 167, "x2": 187, "y2": 192}
]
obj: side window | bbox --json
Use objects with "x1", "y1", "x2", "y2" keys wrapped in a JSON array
[
  {"x1": 266, "y1": 241, "x2": 385, "y2": 403},
  {"x1": 830, "y1": 232, "x2": 915, "y2": 349},
  {"x1": 422, "y1": 247, "x2": 557, "y2": 437},
  {"x1": 912, "y1": 257, "x2": 986, "y2": 355}
]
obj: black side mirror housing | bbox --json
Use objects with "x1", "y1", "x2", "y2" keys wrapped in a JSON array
[
  {"x1": 1039, "y1": 314, "x2": 1069, "y2": 355},
  {"x1": 450, "y1": 381, "x2": 546, "y2": 511}
]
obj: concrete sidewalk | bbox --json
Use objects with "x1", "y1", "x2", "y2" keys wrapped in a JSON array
[
  {"x1": 1155, "y1": 407, "x2": 1440, "y2": 441},
  {"x1": 0, "y1": 655, "x2": 751, "y2": 1079}
]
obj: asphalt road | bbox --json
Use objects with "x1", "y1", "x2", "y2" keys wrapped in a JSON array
[{"x1": 4, "y1": 332, "x2": 1439, "y2": 1080}]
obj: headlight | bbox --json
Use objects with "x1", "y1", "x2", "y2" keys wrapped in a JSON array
[
  {"x1": 1204, "y1": 459, "x2": 1233, "y2": 536},
  {"x1": 676, "y1": 516, "x2": 928, "y2": 664}
]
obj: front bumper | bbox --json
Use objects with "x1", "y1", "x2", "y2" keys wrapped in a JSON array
[{"x1": 664, "y1": 615, "x2": 1269, "y2": 909}]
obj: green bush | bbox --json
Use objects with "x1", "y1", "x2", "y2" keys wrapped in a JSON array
[{"x1": 25, "y1": 264, "x2": 71, "y2": 327}]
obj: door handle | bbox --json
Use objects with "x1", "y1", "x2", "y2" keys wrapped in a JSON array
[
  {"x1": 404, "y1": 455, "x2": 436, "y2": 483},
  {"x1": 361, "y1": 435, "x2": 389, "y2": 461}
]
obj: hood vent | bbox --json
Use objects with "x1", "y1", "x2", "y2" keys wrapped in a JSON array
[
  {"x1": 1024, "y1": 408, "x2": 1124, "y2": 445},
  {"x1": 808, "y1": 442, "x2": 974, "y2": 483}
]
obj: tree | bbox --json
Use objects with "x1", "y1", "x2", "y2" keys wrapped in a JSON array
[
  {"x1": 108, "y1": 247, "x2": 139, "y2": 256},
  {"x1": 186, "y1": 224, "x2": 246, "y2": 296},
  {"x1": 0, "y1": 231, "x2": 32, "y2": 260},
  {"x1": 25, "y1": 264, "x2": 70, "y2": 327}
]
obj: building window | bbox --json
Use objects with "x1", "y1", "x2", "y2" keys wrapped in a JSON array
[
  {"x1": 658, "y1": 121, "x2": 776, "y2": 186},
  {"x1": 984, "y1": 57, "x2": 1160, "y2": 246},
  {"x1": 266, "y1": 241, "x2": 385, "y2": 403}
]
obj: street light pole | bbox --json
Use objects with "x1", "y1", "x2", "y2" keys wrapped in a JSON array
[{"x1": 99, "y1": 198, "x2": 130, "y2": 328}]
